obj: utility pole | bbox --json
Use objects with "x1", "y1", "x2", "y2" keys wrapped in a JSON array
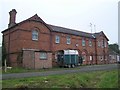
[
  {"x1": 94, "y1": 25, "x2": 96, "y2": 33},
  {"x1": 90, "y1": 23, "x2": 92, "y2": 33}
]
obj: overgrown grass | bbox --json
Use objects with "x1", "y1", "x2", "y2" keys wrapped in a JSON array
[
  {"x1": 2, "y1": 70, "x2": 118, "y2": 88},
  {"x1": 2, "y1": 67, "x2": 30, "y2": 74},
  {"x1": 0, "y1": 69, "x2": 2, "y2": 74}
]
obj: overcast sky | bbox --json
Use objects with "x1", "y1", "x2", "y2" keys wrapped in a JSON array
[{"x1": 0, "y1": 0, "x2": 119, "y2": 46}]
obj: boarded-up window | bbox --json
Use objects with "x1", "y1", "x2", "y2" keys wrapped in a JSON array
[{"x1": 40, "y1": 52, "x2": 47, "y2": 60}]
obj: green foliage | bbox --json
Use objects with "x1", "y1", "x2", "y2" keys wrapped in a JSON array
[
  {"x1": 2, "y1": 70, "x2": 118, "y2": 88},
  {"x1": 0, "y1": 46, "x2": 2, "y2": 66},
  {"x1": 109, "y1": 43, "x2": 120, "y2": 54},
  {"x1": 2, "y1": 36, "x2": 7, "y2": 66},
  {"x1": 96, "y1": 70, "x2": 118, "y2": 88}
]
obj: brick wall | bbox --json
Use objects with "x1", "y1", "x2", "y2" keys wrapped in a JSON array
[
  {"x1": 17, "y1": 21, "x2": 51, "y2": 51},
  {"x1": 2, "y1": 18, "x2": 109, "y2": 67},
  {"x1": 96, "y1": 35, "x2": 109, "y2": 64},
  {"x1": 22, "y1": 50, "x2": 52, "y2": 69},
  {"x1": 35, "y1": 52, "x2": 52, "y2": 69},
  {"x1": 3, "y1": 21, "x2": 52, "y2": 66},
  {"x1": 51, "y1": 32, "x2": 97, "y2": 65}
]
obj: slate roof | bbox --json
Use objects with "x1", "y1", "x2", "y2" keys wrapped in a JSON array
[{"x1": 49, "y1": 24, "x2": 97, "y2": 39}]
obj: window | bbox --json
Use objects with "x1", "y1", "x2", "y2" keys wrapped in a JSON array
[
  {"x1": 89, "y1": 40, "x2": 92, "y2": 47},
  {"x1": 66, "y1": 36, "x2": 71, "y2": 44},
  {"x1": 104, "y1": 41, "x2": 107, "y2": 47},
  {"x1": 55, "y1": 35, "x2": 60, "y2": 44},
  {"x1": 112, "y1": 55, "x2": 115, "y2": 59},
  {"x1": 101, "y1": 56, "x2": 103, "y2": 61},
  {"x1": 40, "y1": 52, "x2": 47, "y2": 59},
  {"x1": 82, "y1": 38, "x2": 85, "y2": 46},
  {"x1": 82, "y1": 56, "x2": 86, "y2": 61},
  {"x1": 32, "y1": 30, "x2": 38, "y2": 40},
  {"x1": 98, "y1": 40, "x2": 100, "y2": 47},
  {"x1": 101, "y1": 40, "x2": 104, "y2": 48},
  {"x1": 109, "y1": 55, "x2": 112, "y2": 60}
]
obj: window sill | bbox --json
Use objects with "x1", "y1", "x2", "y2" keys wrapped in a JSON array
[
  {"x1": 32, "y1": 39, "x2": 38, "y2": 41},
  {"x1": 55, "y1": 42, "x2": 60, "y2": 44},
  {"x1": 40, "y1": 58, "x2": 47, "y2": 60}
]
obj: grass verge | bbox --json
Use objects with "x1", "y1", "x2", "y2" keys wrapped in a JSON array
[
  {"x1": 2, "y1": 70, "x2": 118, "y2": 88},
  {"x1": 2, "y1": 64, "x2": 115, "y2": 74},
  {"x1": 2, "y1": 65, "x2": 84, "y2": 74}
]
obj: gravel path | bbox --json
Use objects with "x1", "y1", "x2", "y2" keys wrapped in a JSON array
[{"x1": 2, "y1": 64, "x2": 119, "y2": 80}]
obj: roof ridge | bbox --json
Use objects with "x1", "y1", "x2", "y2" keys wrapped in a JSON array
[
  {"x1": 49, "y1": 24, "x2": 97, "y2": 38},
  {"x1": 48, "y1": 24, "x2": 92, "y2": 34},
  {"x1": 27, "y1": 14, "x2": 44, "y2": 22}
]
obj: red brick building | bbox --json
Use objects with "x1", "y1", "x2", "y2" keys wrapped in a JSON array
[{"x1": 2, "y1": 9, "x2": 109, "y2": 69}]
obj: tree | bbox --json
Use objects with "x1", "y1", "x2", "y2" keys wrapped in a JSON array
[
  {"x1": 2, "y1": 36, "x2": 7, "y2": 66},
  {"x1": 0, "y1": 46, "x2": 2, "y2": 67},
  {"x1": 109, "y1": 43, "x2": 120, "y2": 54}
]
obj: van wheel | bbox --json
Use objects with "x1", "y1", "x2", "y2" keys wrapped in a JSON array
[
  {"x1": 71, "y1": 64, "x2": 75, "y2": 68},
  {"x1": 68, "y1": 65, "x2": 71, "y2": 68}
]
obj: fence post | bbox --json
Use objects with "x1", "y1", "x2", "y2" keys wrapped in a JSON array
[{"x1": 4, "y1": 59, "x2": 7, "y2": 72}]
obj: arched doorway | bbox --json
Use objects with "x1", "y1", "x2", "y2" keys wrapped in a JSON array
[
  {"x1": 76, "y1": 49, "x2": 82, "y2": 65},
  {"x1": 81, "y1": 49, "x2": 88, "y2": 65},
  {"x1": 55, "y1": 49, "x2": 80, "y2": 67},
  {"x1": 54, "y1": 50, "x2": 64, "y2": 66}
]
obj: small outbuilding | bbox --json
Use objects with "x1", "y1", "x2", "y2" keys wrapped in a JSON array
[
  {"x1": 108, "y1": 50, "x2": 119, "y2": 64},
  {"x1": 22, "y1": 49, "x2": 52, "y2": 69}
]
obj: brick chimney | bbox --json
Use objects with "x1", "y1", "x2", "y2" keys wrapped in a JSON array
[{"x1": 8, "y1": 9, "x2": 17, "y2": 28}]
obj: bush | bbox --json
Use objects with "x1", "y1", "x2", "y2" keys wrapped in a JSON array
[{"x1": 15, "y1": 84, "x2": 28, "y2": 89}]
